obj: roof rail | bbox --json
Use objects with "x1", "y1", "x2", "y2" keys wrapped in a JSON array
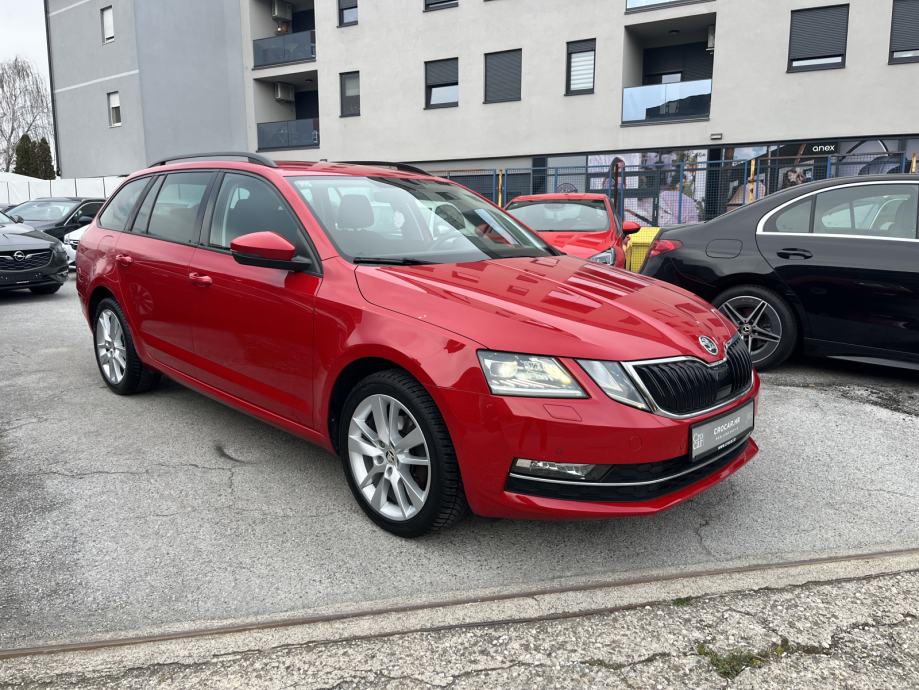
[
  {"x1": 338, "y1": 161, "x2": 430, "y2": 176},
  {"x1": 148, "y1": 152, "x2": 278, "y2": 168}
]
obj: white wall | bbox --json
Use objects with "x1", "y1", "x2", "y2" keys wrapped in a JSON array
[{"x1": 0, "y1": 172, "x2": 121, "y2": 206}]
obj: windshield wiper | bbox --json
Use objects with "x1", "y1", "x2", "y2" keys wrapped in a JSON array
[{"x1": 352, "y1": 257, "x2": 434, "y2": 266}]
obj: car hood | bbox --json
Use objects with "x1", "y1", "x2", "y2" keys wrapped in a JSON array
[
  {"x1": 0, "y1": 226, "x2": 57, "y2": 251},
  {"x1": 535, "y1": 230, "x2": 614, "y2": 259},
  {"x1": 355, "y1": 255, "x2": 736, "y2": 362}
]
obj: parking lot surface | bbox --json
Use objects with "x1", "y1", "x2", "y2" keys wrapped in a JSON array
[{"x1": 2, "y1": 281, "x2": 919, "y2": 651}]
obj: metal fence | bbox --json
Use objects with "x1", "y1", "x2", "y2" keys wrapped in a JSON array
[{"x1": 435, "y1": 152, "x2": 917, "y2": 226}]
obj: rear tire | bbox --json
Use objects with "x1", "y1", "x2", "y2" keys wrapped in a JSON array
[
  {"x1": 339, "y1": 369, "x2": 468, "y2": 537},
  {"x1": 93, "y1": 298, "x2": 160, "y2": 395},
  {"x1": 30, "y1": 284, "x2": 61, "y2": 295},
  {"x1": 714, "y1": 284, "x2": 797, "y2": 370}
]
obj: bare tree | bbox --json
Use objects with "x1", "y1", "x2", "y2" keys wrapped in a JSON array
[{"x1": 0, "y1": 57, "x2": 53, "y2": 173}]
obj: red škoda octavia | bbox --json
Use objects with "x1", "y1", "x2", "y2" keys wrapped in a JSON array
[{"x1": 77, "y1": 154, "x2": 759, "y2": 537}]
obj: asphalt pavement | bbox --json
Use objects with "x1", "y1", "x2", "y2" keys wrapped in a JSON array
[{"x1": 2, "y1": 280, "x2": 918, "y2": 652}]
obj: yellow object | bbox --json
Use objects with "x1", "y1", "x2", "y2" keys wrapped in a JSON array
[{"x1": 624, "y1": 226, "x2": 661, "y2": 272}]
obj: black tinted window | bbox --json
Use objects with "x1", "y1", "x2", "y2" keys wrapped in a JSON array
[
  {"x1": 147, "y1": 173, "x2": 212, "y2": 244},
  {"x1": 98, "y1": 178, "x2": 149, "y2": 231},
  {"x1": 208, "y1": 173, "x2": 303, "y2": 249}
]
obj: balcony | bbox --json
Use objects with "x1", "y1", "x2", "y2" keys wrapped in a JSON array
[
  {"x1": 257, "y1": 118, "x2": 319, "y2": 150},
  {"x1": 253, "y1": 31, "x2": 315, "y2": 68},
  {"x1": 622, "y1": 79, "x2": 711, "y2": 124}
]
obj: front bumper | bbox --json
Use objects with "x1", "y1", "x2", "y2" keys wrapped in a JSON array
[
  {"x1": 0, "y1": 255, "x2": 69, "y2": 292},
  {"x1": 435, "y1": 373, "x2": 759, "y2": 520}
]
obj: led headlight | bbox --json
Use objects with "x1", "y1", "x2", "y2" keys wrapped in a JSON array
[
  {"x1": 577, "y1": 360, "x2": 650, "y2": 411},
  {"x1": 478, "y1": 351, "x2": 586, "y2": 398},
  {"x1": 588, "y1": 248, "x2": 616, "y2": 265}
]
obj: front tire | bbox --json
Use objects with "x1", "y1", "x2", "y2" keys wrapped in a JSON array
[
  {"x1": 339, "y1": 370, "x2": 468, "y2": 537},
  {"x1": 714, "y1": 284, "x2": 797, "y2": 370},
  {"x1": 93, "y1": 298, "x2": 160, "y2": 395}
]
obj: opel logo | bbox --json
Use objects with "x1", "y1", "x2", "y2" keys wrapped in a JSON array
[
  {"x1": 13, "y1": 251, "x2": 25, "y2": 262},
  {"x1": 699, "y1": 336, "x2": 719, "y2": 356}
]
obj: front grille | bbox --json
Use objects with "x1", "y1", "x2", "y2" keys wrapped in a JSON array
[
  {"x1": 0, "y1": 250, "x2": 52, "y2": 271},
  {"x1": 632, "y1": 338, "x2": 753, "y2": 416},
  {"x1": 506, "y1": 436, "x2": 751, "y2": 502}
]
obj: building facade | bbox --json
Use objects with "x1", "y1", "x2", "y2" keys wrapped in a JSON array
[{"x1": 47, "y1": 0, "x2": 919, "y2": 221}]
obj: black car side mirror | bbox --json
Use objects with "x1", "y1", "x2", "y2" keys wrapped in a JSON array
[{"x1": 77, "y1": 215, "x2": 94, "y2": 226}]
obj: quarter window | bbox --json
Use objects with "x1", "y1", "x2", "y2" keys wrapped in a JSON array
[
  {"x1": 97, "y1": 178, "x2": 150, "y2": 231},
  {"x1": 147, "y1": 172, "x2": 212, "y2": 244},
  {"x1": 813, "y1": 185, "x2": 918, "y2": 239},
  {"x1": 208, "y1": 174, "x2": 303, "y2": 250},
  {"x1": 567, "y1": 40, "x2": 596, "y2": 95},
  {"x1": 101, "y1": 6, "x2": 114, "y2": 43},
  {"x1": 890, "y1": 0, "x2": 919, "y2": 63},
  {"x1": 766, "y1": 198, "x2": 813, "y2": 234},
  {"x1": 788, "y1": 5, "x2": 849, "y2": 72},
  {"x1": 425, "y1": 58, "x2": 458, "y2": 108}
]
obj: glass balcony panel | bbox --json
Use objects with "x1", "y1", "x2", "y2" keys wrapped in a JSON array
[
  {"x1": 257, "y1": 118, "x2": 320, "y2": 149},
  {"x1": 253, "y1": 31, "x2": 316, "y2": 68},
  {"x1": 622, "y1": 79, "x2": 712, "y2": 124}
]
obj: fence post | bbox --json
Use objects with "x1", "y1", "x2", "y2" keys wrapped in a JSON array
[
  {"x1": 676, "y1": 161, "x2": 685, "y2": 223},
  {"x1": 741, "y1": 162, "x2": 748, "y2": 206},
  {"x1": 491, "y1": 169, "x2": 497, "y2": 204},
  {"x1": 827, "y1": 155, "x2": 834, "y2": 180}
]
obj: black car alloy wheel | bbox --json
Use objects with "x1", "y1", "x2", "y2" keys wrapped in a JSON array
[{"x1": 714, "y1": 285, "x2": 797, "y2": 369}]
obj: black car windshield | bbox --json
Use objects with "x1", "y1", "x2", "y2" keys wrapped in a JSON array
[
  {"x1": 289, "y1": 176, "x2": 555, "y2": 264},
  {"x1": 507, "y1": 200, "x2": 610, "y2": 232},
  {"x1": 8, "y1": 200, "x2": 79, "y2": 222}
]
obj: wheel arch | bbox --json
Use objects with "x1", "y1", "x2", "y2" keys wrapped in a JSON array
[{"x1": 88, "y1": 285, "x2": 118, "y2": 322}]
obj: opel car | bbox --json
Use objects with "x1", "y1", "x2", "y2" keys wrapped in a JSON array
[
  {"x1": 77, "y1": 154, "x2": 759, "y2": 537},
  {"x1": 0, "y1": 209, "x2": 69, "y2": 295}
]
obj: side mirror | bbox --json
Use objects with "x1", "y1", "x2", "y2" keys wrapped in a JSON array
[
  {"x1": 13, "y1": 215, "x2": 24, "y2": 224},
  {"x1": 77, "y1": 215, "x2": 94, "y2": 226},
  {"x1": 622, "y1": 221, "x2": 642, "y2": 235},
  {"x1": 230, "y1": 231, "x2": 311, "y2": 272}
]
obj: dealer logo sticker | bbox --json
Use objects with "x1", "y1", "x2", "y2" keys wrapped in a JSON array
[{"x1": 699, "y1": 336, "x2": 719, "y2": 356}]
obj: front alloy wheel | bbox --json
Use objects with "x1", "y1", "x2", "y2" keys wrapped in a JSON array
[{"x1": 347, "y1": 394, "x2": 431, "y2": 522}]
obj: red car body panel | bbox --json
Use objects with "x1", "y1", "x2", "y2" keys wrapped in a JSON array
[
  {"x1": 506, "y1": 193, "x2": 626, "y2": 268},
  {"x1": 77, "y1": 161, "x2": 759, "y2": 522}
]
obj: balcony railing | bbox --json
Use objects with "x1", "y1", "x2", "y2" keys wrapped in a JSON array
[
  {"x1": 253, "y1": 31, "x2": 315, "y2": 68},
  {"x1": 622, "y1": 79, "x2": 712, "y2": 124},
  {"x1": 257, "y1": 118, "x2": 320, "y2": 150}
]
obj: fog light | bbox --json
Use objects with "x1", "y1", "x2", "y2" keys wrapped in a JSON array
[{"x1": 511, "y1": 458, "x2": 604, "y2": 481}]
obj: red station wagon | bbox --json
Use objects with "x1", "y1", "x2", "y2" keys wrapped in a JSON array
[
  {"x1": 506, "y1": 193, "x2": 639, "y2": 269},
  {"x1": 77, "y1": 154, "x2": 759, "y2": 537}
]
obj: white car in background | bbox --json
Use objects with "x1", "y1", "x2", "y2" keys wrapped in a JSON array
[{"x1": 63, "y1": 225, "x2": 88, "y2": 269}]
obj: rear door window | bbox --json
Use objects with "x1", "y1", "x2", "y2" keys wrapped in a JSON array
[
  {"x1": 147, "y1": 172, "x2": 213, "y2": 244},
  {"x1": 98, "y1": 178, "x2": 150, "y2": 231}
]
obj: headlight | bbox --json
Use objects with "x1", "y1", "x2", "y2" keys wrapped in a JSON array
[
  {"x1": 52, "y1": 242, "x2": 67, "y2": 257},
  {"x1": 588, "y1": 248, "x2": 616, "y2": 265},
  {"x1": 577, "y1": 360, "x2": 649, "y2": 411},
  {"x1": 478, "y1": 351, "x2": 586, "y2": 398}
]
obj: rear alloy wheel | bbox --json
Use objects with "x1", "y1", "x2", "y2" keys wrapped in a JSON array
[
  {"x1": 339, "y1": 370, "x2": 468, "y2": 537},
  {"x1": 714, "y1": 285, "x2": 797, "y2": 370},
  {"x1": 93, "y1": 298, "x2": 160, "y2": 395}
]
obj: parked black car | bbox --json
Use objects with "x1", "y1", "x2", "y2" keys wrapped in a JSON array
[
  {"x1": 641, "y1": 175, "x2": 919, "y2": 370},
  {"x1": 4, "y1": 197, "x2": 104, "y2": 241},
  {"x1": 0, "y1": 210, "x2": 69, "y2": 295}
]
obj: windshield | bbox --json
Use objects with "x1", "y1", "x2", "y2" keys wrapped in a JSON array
[
  {"x1": 0, "y1": 210, "x2": 13, "y2": 225},
  {"x1": 8, "y1": 200, "x2": 79, "y2": 222},
  {"x1": 289, "y1": 176, "x2": 555, "y2": 264},
  {"x1": 507, "y1": 200, "x2": 610, "y2": 232}
]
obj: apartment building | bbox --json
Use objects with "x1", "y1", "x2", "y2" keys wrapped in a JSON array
[{"x1": 47, "y1": 0, "x2": 919, "y2": 214}]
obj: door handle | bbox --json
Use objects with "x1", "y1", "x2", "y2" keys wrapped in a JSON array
[
  {"x1": 188, "y1": 272, "x2": 213, "y2": 287},
  {"x1": 115, "y1": 253, "x2": 133, "y2": 267},
  {"x1": 776, "y1": 248, "x2": 813, "y2": 260}
]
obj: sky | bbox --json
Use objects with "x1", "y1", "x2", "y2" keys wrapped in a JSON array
[{"x1": 0, "y1": 0, "x2": 51, "y2": 88}]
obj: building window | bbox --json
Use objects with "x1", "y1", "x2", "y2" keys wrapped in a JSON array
[
  {"x1": 340, "y1": 71, "x2": 360, "y2": 116},
  {"x1": 107, "y1": 92, "x2": 121, "y2": 127},
  {"x1": 424, "y1": 0, "x2": 458, "y2": 10},
  {"x1": 425, "y1": 58, "x2": 458, "y2": 108},
  {"x1": 890, "y1": 0, "x2": 919, "y2": 63},
  {"x1": 484, "y1": 49, "x2": 522, "y2": 103},
  {"x1": 101, "y1": 6, "x2": 114, "y2": 43},
  {"x1": 788, "y1": 5, "x2": 849, "y2": 72},
  {"x1": 566, "y1": 39, "x2": 595, "y2": 95},
  {"x1": 338, "y1": 0, "x2": 358, "y2": 26}
]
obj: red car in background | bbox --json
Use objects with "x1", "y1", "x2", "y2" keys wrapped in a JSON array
[
  {"x1": 77, "y1": 155, "x2": 758, "y2": 538},
  {"x1": 506, "y1": 193, "x2": 640, "y2": 268}
]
